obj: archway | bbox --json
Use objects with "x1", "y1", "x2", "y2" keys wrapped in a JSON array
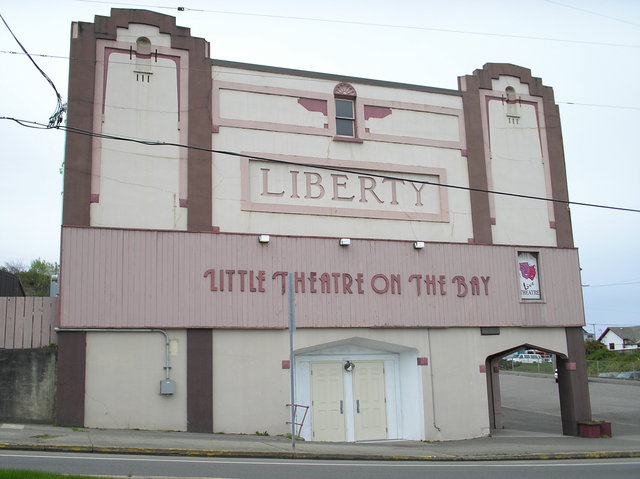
[{"x1": 486, "y1": 343, "x2": 565, "y2": 432}]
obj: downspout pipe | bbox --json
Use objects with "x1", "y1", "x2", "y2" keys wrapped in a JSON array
[
  {"x1": 427, "y1": 329, "x2": 441, "y2": 433},
  {"x1": 55, "y1": 328, "x2": 172, "y2": 381}
]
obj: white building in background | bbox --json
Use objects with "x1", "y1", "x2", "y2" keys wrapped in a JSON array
[
  {"x1": 598, "y1": 327, "x2": 640, "y2": 352},
  {"x1": 56, "y1": 9, "x2": 592, "y2": 441}
]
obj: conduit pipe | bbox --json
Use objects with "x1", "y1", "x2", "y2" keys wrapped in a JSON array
[
  {"x1": 55, "y1": 328, "x2": 173, "y2": 392},
  {"x1": 427, "y1": 329, "x2": 441, "y2": 433}
]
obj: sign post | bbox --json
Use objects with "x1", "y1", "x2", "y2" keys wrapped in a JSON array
[{"x1": 288, "y1": 272, "x2": 296, "y2": 451}]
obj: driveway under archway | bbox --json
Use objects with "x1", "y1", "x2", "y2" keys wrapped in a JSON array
[{"x1": 485, "y1": 328, "x2": 592, "y2": 436}]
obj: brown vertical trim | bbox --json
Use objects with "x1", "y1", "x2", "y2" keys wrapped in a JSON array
[
  {"x1": 485, "y1": 354, "x2": 503, "y2": 430},
  {"x1": 62, "y1": 22, "x2": 97, "y2": 226},
  {"x1": 172, "y1": 29, "x2": 213, "y2": 232},
  {"x1": 63, "y1": 9, "x2": 213, "y2": 231},
  {"x1": 459, "y1": 63, "x2": 574, "y2": 247},
  {"x1": 558, "y1": 327, "x2": 592, "y2": 435},
  {"x1": 459, "y1": 75, "x2": 493, "y2": 244},
  {"x1": 541, "y1": 91, "x2": 574, "y2": 247},
  {"x1": 187, "y1": 329, "x2": 213, "y2": 432},
  {"x1": 55, "y1": 331, "x2": 86, "y2": 426}
]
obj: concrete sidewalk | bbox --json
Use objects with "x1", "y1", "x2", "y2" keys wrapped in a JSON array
[{"x1": 1, "y1": 422, "x2": 640, "y2": 462}]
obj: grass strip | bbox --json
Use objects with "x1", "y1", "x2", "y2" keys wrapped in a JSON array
[{"x1": 0, "y1": 470, "x2": 109, "y2": 479}]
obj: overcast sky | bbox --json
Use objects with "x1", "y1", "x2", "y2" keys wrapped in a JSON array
[{"x1": 1, "y1": 0, "x2": 638, "y2": 334}]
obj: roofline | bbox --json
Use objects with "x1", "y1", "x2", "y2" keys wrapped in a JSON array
[
  {"x1": 597, "y1": 327, "x2": 612, "y2": 342},
  {"x1": 211, "y1": 59, "x2": 463, "y2": 97},
  {"x1": 598, "y1": 326, "x2": 640, "y2": 342}
]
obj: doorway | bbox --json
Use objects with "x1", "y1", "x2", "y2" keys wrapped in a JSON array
[
  {"x1": 311, "y1": 360, "x2": 387, "y2": 441},
  {"x1": 294, "y1": 336, "x2": 423, "y2": 442}
]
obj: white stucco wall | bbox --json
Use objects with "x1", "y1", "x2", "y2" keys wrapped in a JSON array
[
  {"x1": 214, "y1": 66, "x2": 464, "y2": 109},
  {"x1": 90, "y1": 25, "x2": 187, "y2": 231},
  {"x1": 423, "y1": 327, "x2": 568, "y2": 440},
  {"x1": 366, "y1": 108, "x2": 460, "y2": 142},
  {"x1": 209, "y1": 327, "x2": 568, "y2": 441},
  {"x1": 115, "y1": 24, "x2": 172, "y2": 47},
  {"x1": 81, "y1": 326, "x2": 568, "y2": 440},
  {"x1": 211, "y1": 330, "x2": 290, "y2": 435},
  {"x1": 211, "y1": 66, "x2": 472, "y2": 242},
  {"x1": 84, "y1": 331, "x2": 188, "y2": 430},
  {"x1": 219, "y1": 89, "x2": 327, "y2": 128},
  {"x1": 212, "y1": 134, "x2": 472, "y2": 241},
  {"x1": 485, "y1": 76, "x2": 557, "y2": 247},
  {"x1": 210, "y1": 329, "x2": 429, "y2": 439},
  {"x1": 87, "y1": 60, "x2": 565, "y2": 245}
]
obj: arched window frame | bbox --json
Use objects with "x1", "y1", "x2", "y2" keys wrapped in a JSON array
[
  {"x1": 333, "y1": 82, "x2": 358, "y2": 139},
  {"x1": 136, "y1": 36, "x2": 152, "y2": 55},
  {"x1": 504, "y1": 86, "x2": 520, "y2": 122},
  {"x1": 134, "y1": 37, "x2": 153, "y2": 82}
]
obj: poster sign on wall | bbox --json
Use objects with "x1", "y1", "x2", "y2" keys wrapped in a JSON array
[{"x1": 518, "y1": 252, "x2": 541, "y2": 300}]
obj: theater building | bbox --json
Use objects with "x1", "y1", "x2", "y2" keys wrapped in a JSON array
[{"x1": 56, "y1": 9, "x2": 591, "y2": 441}]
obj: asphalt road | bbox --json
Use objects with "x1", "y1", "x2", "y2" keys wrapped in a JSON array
[
  {"x1": 1, "y1": 451, "x2": 639, "y2": 479},
  {"x1": 1, "y1": 375, "x2": 639, "y2": 478},
  {"x1": 500, "y1": 373, "x2": 640, "y2": 435}
]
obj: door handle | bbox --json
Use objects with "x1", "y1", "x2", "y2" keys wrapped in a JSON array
[
  {"x1": 356, "y1": 399, "x2": 360, "y2": 413},
  {"x1": 340, "y1": 400, "x2": 343, "y2": 414}
]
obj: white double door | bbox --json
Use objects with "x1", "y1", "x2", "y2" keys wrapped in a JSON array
[{"x1": 311, "y1": 361, "x2": 387, "y2": 442}]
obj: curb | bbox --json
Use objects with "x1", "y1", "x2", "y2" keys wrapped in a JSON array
[{"x1": 2, "y1": 443, "x2": 640, "y2": 462}]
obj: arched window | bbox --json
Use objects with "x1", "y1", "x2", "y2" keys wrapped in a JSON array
[
  {"x1": 505, "y1": 86, "x2": 519, "y2": 122},
  {"x1": 135, "y1": 37, "x2": 152, "y2": 81},
  {"x1": 136, "y1": 37, "x2": 151, "y2": 55},
  {"x1": 334, "y1": 82, "x2": 357, "y2": 137}
]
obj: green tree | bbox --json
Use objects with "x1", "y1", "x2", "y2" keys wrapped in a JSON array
[
  {"x1": 28, "y1": 258, "x2": 59, "y2": 276},
  {"x1": 1, "y1": 258, "x2": 59, "y2": 296},
  {"x1": 587, "y1": 347, "x2": 617, "y2": 361},
  {"x1": 584, "y1": 339, "x2": 604, "y2": 356}
]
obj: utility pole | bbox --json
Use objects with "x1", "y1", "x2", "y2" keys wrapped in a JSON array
[{"x1": 288, "y1": 272, "x2": 296, "y2": 452}]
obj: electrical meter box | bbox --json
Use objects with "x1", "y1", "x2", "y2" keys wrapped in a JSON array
[{"x1": 160, "y1": 379, "x2": 175, "y2": 395}]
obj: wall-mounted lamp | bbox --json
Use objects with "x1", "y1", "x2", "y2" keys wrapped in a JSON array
[
  {"x1": 344, "y1": 360, "x2": 355, "y2": 372},
  {"x1": 413, "y1": 241, "x2": 425, "y2": 249},
  {"x1": 258, "y1": 235, "x2": 270, "y2": 243},
  {"x1": 339, "y1": 238, "x2": 351, "y2": 246}
]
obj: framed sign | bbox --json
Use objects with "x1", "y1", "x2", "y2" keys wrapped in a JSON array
[{"x1": 518, "y1": 252, "x2": 541, "y2": 300}]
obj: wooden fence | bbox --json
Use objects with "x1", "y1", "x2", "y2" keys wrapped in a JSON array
[{"x1": 0, "y1": 297, "x2": 58, "y2": 349}]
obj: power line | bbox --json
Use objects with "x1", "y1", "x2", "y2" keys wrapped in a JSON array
[
  {"x1": 71, "y1": 0, "x2": 640, "y2": 49},
  {"x1": 2, "y1": 49, "x2": 640, "y2": 113},
  {"x1": 2, "y1": 116, "x2": 639, "y2": 214},
  {"x1": 0, "y1": 14, "x2": 66, "y2": 127},
  {"x1": 583, "y1": 281, "x2": 640, "y2": 288},
  {"x1": 0, "y1": 50, "x2": 68, "y2": 60},
  {"x1": 557, "y1": 101, "x2": 640, "y2": 111},
  {"x1": 542, "y1": 0, "x2": 640, "y2": 29}
]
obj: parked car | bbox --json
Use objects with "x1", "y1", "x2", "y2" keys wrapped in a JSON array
[
  {"x1": 616, "y1": 371, "x2": 640, "y2": 380},
  {"x1": 512, "y1": 353, "x2": 544, "y2": 363},
  {"x1": 525, "y1": 349, "x2": 553, "y2": 362},
  {"x1": 598, "y1": 372, "x2": 619, "y2": 378}
]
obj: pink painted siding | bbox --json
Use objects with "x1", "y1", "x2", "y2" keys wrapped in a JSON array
[
  {"x1": 0, "y1": 297, "x2": 58, "y2": 348},
  {"x1": 60, "y1": 226, "x2": 585, "y2": 329}
]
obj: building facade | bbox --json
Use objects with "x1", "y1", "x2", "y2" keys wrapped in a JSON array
[
  {"x1": 598, "y1": 327, "x2": 640, "y2": 352},
  {"x1": 56, "y1": 9, "x2": 591, "y2": 440}
]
